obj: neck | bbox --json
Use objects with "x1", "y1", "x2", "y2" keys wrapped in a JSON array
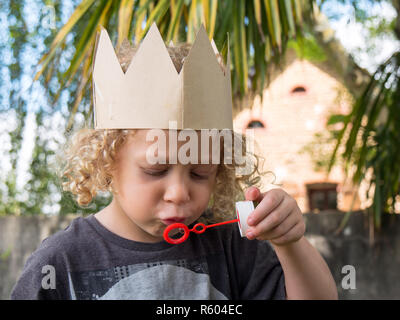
[{"x1": 94, "y1": 198, "x2": 161, "y2": 243}]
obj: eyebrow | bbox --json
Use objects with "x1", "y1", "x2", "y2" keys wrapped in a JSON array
[
  {"x1": 137, "y1": 153, "x2": 169, "y2": 165},
  {"x1": 137, "y1": 152, "x2": 219, "y2": 167}
]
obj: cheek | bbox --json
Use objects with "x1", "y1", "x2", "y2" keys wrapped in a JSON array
[
  {"x1": 192, "y1": 177, "x2": 216, "y2": 209},
  {"x1": 114, "y1": 171, "x2": 161, "y2": 217},
  {"x1": 116, "y1": 164, "x2": 160, "y2": 196}
]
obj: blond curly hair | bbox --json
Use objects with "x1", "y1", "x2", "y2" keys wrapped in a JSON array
[{"x1": 58, "y1": 40, "x2": 272, "y2": 223}]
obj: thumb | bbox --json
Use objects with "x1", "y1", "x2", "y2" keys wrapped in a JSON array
[{"x1": 245, "y1": 186, "x2": 261, "y2": 202}]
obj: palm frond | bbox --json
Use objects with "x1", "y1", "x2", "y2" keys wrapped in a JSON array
[{"x1": 328, "y1": 51, "x2": 400, "y2": 231}]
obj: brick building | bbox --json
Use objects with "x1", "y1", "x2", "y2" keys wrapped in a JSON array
[{"x1": 233, "y1": 49, "x2": 367, "y2": 214}]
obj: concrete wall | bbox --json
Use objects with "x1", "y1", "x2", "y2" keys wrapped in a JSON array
[
  {"x1": 1, "y1": 211, "x2": 400, "y2": 300},
  {"x1": 0, "y1": 215, "x2": 75, "y2": 300},
  {"x1": 305, "y1": 211, "x2": 400, "y2": 300}
]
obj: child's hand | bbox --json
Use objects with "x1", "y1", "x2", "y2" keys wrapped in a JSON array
[{"x1": 245, "y1": 186, "x2": 305, "y2": 246}]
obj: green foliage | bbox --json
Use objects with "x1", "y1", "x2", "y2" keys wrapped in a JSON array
[
  {"x1": 0, "y1": 0, "x2": 112, "y2": 216},
  {"x1": 327, "y1": 51, "x2": 400, "y2": 230},
  {"x1": 0, "y1": 248, "x2": 12, "y2": 262},
  {"x1": 0, "y1": 0, "x2": 29, "y2": 215},
  {"x1": 287, "y1": 32, "x2": 327, "y2": 62},
  {"x1": 298, "y1": 130, "x2": 339, "y2": 172}
]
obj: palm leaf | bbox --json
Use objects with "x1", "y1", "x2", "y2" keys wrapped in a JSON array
[
  {"x1": 201, "y1": 0, "x2": 209, "y2": 31},
  {"x1": 253, "y1": 0, "x2": 265, "y2": 41},
  {"x1": 283, "y1": 0, "x2": 296, "y2": 37},
  {"x1": 208, "y1": 0, "x2": 218, "y2": 39},
  {"x1": 166, "y1": 0, "x2": 185, "y2": 42},
  {"x1": 233, "y1": 0, "x2": 247, "y2": 94},
  {"x1": 66, "y1": 51, "x2": 93, "y2": 131},
  {"x1": 134, "y1": 0, "x2": 152, "y2": 44},
  {"x1": 187, "y1": 0, "x2": 198, "y2": 42},
  {"x1": 353, "y1": 73, "x2": 392, "y2": 184},
  {"x1": 293, "y1": 0, "x2": 303, "y2": 24},
  {"x1": 262, "y1": 0, "x2": 286, "y2": 52},
  {"x1": 136, "y1": 0, "x2": 170, "y2": 43},
  {"x1": 34, "y1": 0, "x2": 97, "y2": 81},
  {"x1": 65, "y1": 0, "x2": 112, "y2": 87},
  {"x1": 328, "y1": 51, "x2": 400, "y2": 231},
  {"x1": 118, "y1": 0, "x2": 135, "y2": 48}
]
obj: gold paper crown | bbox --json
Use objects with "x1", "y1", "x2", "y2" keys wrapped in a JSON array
[{"x1": 92, "y1": 23, "x2": 233, "y2": 130}]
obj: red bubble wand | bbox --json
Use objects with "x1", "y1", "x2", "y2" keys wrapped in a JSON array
[
  {"x1": 163, "y1": 217, "x2": 240, "y2": 245},
  {"x1": 163, "y1": 201, "x2": 255, "y2": 244}
]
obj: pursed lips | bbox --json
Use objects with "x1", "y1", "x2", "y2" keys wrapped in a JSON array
[{"x1": 161, "y1": 217, "x2": 186, "y2": 225}]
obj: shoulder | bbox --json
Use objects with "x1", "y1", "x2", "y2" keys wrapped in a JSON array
[
  {"x1": 24, "y1": 215, "x2": 96, "y2": 269},
  {"x1": 10, "y1": 216, "x2": 92, "y2": 300},
  {"x1": 39, "y1": 216, "x2": 93, "y2": 254}
]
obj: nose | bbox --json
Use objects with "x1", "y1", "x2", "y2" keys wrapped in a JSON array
[{"x1": 163, "y1": 173, "x2": 190, "y2": 205}]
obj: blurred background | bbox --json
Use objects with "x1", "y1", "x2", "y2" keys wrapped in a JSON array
[{"x1": 0, "y1": 0, "x2": 399, "y2": 299}]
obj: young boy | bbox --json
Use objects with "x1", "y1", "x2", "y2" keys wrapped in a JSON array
[{"x1": 11, "y1": 24, "x2": 337, "y2": 300}]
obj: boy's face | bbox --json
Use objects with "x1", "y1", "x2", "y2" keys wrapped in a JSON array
[{"x1": 110, "y1": 129, "x2": 219, "y2": 243}]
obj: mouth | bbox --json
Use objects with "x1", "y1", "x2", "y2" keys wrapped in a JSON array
[{"x1": 161, "y1": 218, "x2": 186, "y2": 226}]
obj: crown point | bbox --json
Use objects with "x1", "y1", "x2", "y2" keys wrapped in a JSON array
[
  {"x1": 197, "y1": 24, "x2": 208, "y2": 37},
  {"x1": 148, "y1": 22, "x2": 159, "y2": 34},
  {"x1": 140, "y1": 22, "x2": 164, "y2": 48}
]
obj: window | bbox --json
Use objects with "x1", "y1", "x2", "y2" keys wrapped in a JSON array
[
  {"x1": 291, "y1": 86, "x2": 307, "y2": 94},
  {"x1": 306, "y1": 182, "x2": 338, "y2": 212},
  {"x1": 246, "y1": 120, "x2": 265, "y2": 129}
]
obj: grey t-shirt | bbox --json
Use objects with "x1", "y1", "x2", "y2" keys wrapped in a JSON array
[{"x1": 11, "y1": 214, "x2": 286, "y2": 300}]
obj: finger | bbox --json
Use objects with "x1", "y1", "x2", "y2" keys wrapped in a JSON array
[
  {"x1": 264, "y1": 210, "x2": 299, "y2": 240},
  {"x1": 247, "y1": 189, "x2": 287, "y2": 226},
  {"x1": 248, "y1": 202, "x2": 296, "y2": 239},
  {"x1": 270, "y1": 222, "x2": 305, "y2": 246},
  {"x1": 245, "y1": 186, "x2": 264, "y2": 202}
]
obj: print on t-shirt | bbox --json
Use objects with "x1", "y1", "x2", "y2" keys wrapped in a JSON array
[{"x1": 68, "y1": 257, "x2": 228, "y2": 300}]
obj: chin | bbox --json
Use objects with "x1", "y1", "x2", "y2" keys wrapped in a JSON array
[
  {"x1": 148, "y1": 225, "x2": 167, "y2": 240},
  {"x1": 142, "y1": 231, "x2": 164, "y2": 243}
]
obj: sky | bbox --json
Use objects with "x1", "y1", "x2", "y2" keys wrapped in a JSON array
[
  {"x1": 321, "y1": 0, "x2": 399, "y2": 72},
  {"x1": 1, "y1": 0, "x2": 399, "y2": 214}
]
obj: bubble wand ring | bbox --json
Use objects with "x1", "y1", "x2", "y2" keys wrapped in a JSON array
[{"x1": 163, "y1": 219, "x2": 240, "y2": 244}]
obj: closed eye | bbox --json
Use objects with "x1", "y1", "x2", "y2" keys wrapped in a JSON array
[
  {"x1": 144, "y1": 169, "x2": 168, "y2": 177},
  {"x1": 191, "y1": 172, "x2": 208, "y2": 180},
  {"x1": 142, "y1": 168, "x2": 209, "y2": 180}
]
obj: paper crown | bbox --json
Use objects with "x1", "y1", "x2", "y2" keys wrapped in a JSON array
[{"x1": 92, "y1": 23, "x2": 233, "y2": 130}]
